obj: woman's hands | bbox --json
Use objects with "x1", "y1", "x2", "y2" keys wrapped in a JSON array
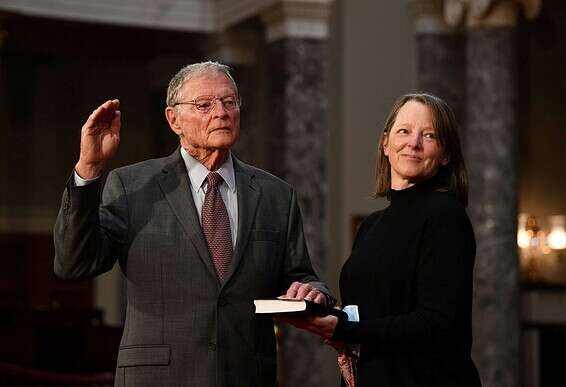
[{"x1": 277, "y1": 314, "x2": 338, "y2": 340}]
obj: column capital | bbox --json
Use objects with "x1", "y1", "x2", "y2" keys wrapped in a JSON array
[
  {"x1": 409, "y1": 0, "x2": 455, "y2": 34},
  {"x1": 205, "y1": 28, "x2": 258, "y2": 65},
  {"x1": 444, "y1": 0, "x2": 541, "y2": 28},
  {"x1": 260, "y1": 0, "x2": 333, "y2": 43}
]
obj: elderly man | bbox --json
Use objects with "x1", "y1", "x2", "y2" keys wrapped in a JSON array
[{"x1": 53, "y1": 61, "x2": 331, "y2": 387}]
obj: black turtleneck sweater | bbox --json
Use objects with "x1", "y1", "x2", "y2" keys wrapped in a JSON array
[{"x1": 333, "y1": 179, "x2": 482, "y2": 387}]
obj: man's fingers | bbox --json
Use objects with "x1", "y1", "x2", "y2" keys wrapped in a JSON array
[
  {"x1": 110, "y1": 110, "x2": 121, "y2": 135},
  {"x1": 106, "y1": 100, "x2": 121, "y2": 134},
  {"x1": 98, "y1": 99, "x2": 120, "y2": 123},
  {"x1": 295, "y1": 283, "x2": 314, "y2": 299},
  {"x1": 284, "y1": 282, "x2": 325, "y2": 304},
  {"x1": 101, "y1": 98, "x2": 120, "y2": 112},
  {"x1": 85, "y1": 99, "x2": 120, "y2": 131},
  {"x1": 285, "y1": 281, "x2": 302, "y2": 298},
  {"x1": 303, "y1": 289, "x2": 316, "y2": 301},
  {"x1": 312, "y1": 292, "x2": 326, "y2": 305},
  {"x1": 303, "y1": 289, "x2": 325, "y2": 304}
]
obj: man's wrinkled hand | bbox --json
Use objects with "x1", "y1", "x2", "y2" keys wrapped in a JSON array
[
  {"x1": 75, "y1": 99, "x2": 121, "y2": 179},
  {"x1": 283, "y1": 281, "x2": 326, "y2": 304}
]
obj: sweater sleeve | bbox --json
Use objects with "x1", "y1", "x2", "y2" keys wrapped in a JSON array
[{"x1": 333, "y1": 206, "x2": 475, "y2": 348}]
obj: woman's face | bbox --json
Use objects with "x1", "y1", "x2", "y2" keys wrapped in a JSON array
[{"x1": 383, "y1": 100, "x2": 448, "y2": 190}]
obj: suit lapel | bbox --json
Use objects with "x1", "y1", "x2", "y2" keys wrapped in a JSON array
[
  {"x1": 224, "y1": 158, "x2": 260, "y2": 284},
  {"x1": 157, "y1": 149, "x2": 219, "y2": 284}
]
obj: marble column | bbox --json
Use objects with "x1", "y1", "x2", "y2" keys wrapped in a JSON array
[
  {"x1": 467, "y1": 24, "x2": 520, "y2": 387},
  {"x1": 410, "y1": 0, "x2": 466, "y2": 141},
  {"x1": 260, "y1": 2, "x2": 332, "y2": 386},
  {"x1": 457, "y1": 0, "x2": 539, "y2": 385},
  {"x1": 206, "y1": 28, "x2": 262, "y2": 166}
]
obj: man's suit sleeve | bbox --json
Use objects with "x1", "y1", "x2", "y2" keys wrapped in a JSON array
[
  {"x1": 282, "y1": 189, "x2": 333, "y2": 302},
  {"x1": 53, "y1": 169, "x2": 129, "y2": 279}
]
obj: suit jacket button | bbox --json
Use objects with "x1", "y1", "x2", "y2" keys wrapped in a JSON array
[
  {"x1": 209, "y1": 342, "x2": 217, "y2": 351},
  {"x1": 218, "y1": 298, "x2": 228, "y2": 307}
]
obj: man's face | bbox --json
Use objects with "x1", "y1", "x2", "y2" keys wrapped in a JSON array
[{"x1": 166, "y1": 72, "x2": 240, "y2": 151}]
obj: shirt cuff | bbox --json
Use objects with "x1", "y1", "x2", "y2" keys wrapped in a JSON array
[{"x1": 74, "y1": 170, "x2": 100, "y2": 187}]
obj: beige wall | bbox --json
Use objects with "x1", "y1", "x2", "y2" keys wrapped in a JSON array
[
  {"x1": 321, "y1": 2, "x2": 416, "y2": 382},
  {"x1": 326, "y1": 0, "x2": 416, "y2": 298}
]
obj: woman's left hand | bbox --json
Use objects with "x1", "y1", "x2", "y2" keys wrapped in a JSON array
[{"x1": 277, "y1": 314, "x2": 338, "y2": 340}]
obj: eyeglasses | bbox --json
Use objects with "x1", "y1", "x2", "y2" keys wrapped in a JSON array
[{"x1": 172, "y1": 95, "x2": 241, "y2": 113}]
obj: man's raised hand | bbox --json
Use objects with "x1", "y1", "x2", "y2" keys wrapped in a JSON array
[{"x1": 75, "y1": 99, "x2": 121, "y2": 179}]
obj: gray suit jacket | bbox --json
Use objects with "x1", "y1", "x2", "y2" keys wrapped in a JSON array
[{"x1": 53, "y1": 149, "x2": 330, "y2": 387}]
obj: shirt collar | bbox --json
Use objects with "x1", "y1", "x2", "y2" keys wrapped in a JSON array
[{"x1": 180, "y1": 147, "x2": 236, "y2": 193}]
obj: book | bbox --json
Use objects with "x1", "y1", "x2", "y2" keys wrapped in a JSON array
[{"x1": 253, "y1": 298, "x2": 347, "y2": 319}]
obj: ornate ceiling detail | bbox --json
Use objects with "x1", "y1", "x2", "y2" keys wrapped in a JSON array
[
  {"x1": 443, "y1": 0, "x2": 541, "y2": 28},
  {"x1": 409, "y1": 0, "x2": 455, "y2": 33},
  {"x1": 0, "y1": 0, "x2": 334, "y2": 40},
  {"x1": 0, "y1": 0, "x2": 216, "y2": 32},
  {"x1": 260, "y1": 0, "x2": 332, "y2": 42},
  {"x1": 443, "y1": 0, "x2": 467, "y2": 27},
  {"x1": 469, "y1": 0, "x2": 493, "y2": 19}
]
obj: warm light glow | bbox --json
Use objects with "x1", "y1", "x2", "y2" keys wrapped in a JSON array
[
  {"x1": 548, "y1": 215, "x2": 566, "y2": 250},
  {"x1": 517, "y1": 213, "x2": 529, "y2": 249},
  {"x1": 518, "y1": 214, "x2": 566, "y2": 285},
  {"x1": 517, "y1": 229, "x2": 531, "y2": 249}
]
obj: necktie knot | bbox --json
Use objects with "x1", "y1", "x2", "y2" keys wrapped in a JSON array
[{"x1": 207, "y1": 172, "x2": 222, "y2": 191}]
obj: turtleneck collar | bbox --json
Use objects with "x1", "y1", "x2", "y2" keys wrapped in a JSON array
[{"x1": 389, "y1": 176, "x2": 440, "y2": 208}]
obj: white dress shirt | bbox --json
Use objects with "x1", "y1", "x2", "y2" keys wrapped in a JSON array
[
  {"x1": 74, "y1": 147, "x2": 238, "y2": 247},
  {"x1": 179, "y1": 147, "x2": 238, "y2": 247}
]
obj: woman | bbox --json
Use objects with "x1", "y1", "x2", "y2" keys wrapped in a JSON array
[{"x1": 287, "y1": 93, "x2": 482, "y2": 386}]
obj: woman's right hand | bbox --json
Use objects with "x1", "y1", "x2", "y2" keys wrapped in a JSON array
[
  {"x1": 276, "y1": 314, "x2": 338, "y2": 340},
  {"x1": 75, "y1": 99, "x2": 121, "y2": 179}
]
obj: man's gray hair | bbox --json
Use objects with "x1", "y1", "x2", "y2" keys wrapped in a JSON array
[{"x1": 166, "y1": 61, "x2": 239, "y2": 107}]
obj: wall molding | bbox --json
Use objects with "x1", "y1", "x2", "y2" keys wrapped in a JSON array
[
  {"x1": 0, "y1": 0, "x2": 216, "y2": 32},
  {"x1": 0, "y1": 0, "x2": 333, "y2": 39}
]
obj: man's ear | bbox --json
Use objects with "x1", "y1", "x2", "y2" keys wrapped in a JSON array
[{"x1": 165, "y1": 106, "x2": 182, "y2": 136}]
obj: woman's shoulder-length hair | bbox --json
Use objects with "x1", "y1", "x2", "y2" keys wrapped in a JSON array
[{"x1": 374, "y1": 92, "x2": 469, "y2": 207}]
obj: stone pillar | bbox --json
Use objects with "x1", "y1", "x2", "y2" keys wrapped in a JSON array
[
  {"x1": 467, "y1": 17, "x2": 520, "y2": 387},
  {"x1": 445, "y1": 0, "x2": 540, "y2": 386},
  {"x1": 206, "y1": 28, "x2": 262, "y2": 165},
  {"x1": 260, "y1": 1, "x2": 333, "y2": 386},
  {"x1": 410, "y1": 0, "x2": 466, "y2": 141}
]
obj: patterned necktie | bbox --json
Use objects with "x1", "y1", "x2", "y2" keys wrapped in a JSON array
[{"x1": 201, "y1": 172, "x2": 233, "y2": 282}]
